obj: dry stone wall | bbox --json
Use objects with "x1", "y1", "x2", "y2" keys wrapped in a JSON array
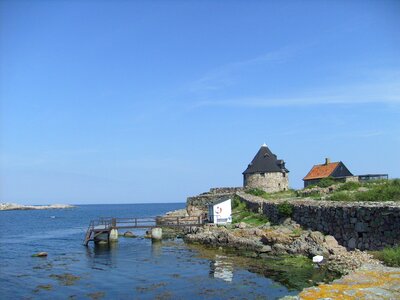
[
  {"x1": 236, "y1": 192, "x2": 400, "y2": 251},
  {"x1": 186, "y1": 187, "x2": 242, "y2": 216}
]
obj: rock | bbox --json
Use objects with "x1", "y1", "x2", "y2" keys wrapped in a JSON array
[
  {"x1": 348, "y1": 237, "x2": 357, "y2": 249},
  {"x1": 252, "y1": 228, "x2": 265, "y2": 237},
  {"x1": 260, "y1": 222, "x2": 271, "y2": 229},
  {"x1": 309, "y1": 231, "x2": 325, "y2": 244},
  {"x1": 32, "y1": 252, "x2": 48, "y2": 257},
  {"x1": 259, "y1": 245, "x2": 272, "y2": 253},
  {"x1": 123, "y1": 231, "x2": 136, "y2": 238},
  {"x1": 236, "y1": 222, "x2": 247, "y2": 229},
  {"x1": 282, "y1": 218, "x2": 292, "y2": 225},
  {"x1": 262, "y1": 230, "x2": 293, "y2": 245},
  {"x1": 272, "y1": 243, "x2": 287, "y2": 255},
  {"x1": 1, "y1": 203, "x2": 74, "y2": 211},
  {"x1": 324, "y1": 235, "x2": 339, "y2": 248}
]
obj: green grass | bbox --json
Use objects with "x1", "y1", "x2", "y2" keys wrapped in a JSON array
[
  {"x1": 246, "y1": 188, "x2": 267, "y2": 197},
  {"x1": 337, "y1": 181, "x2": 361, "y2": 191},
  {"x1": 355, "y1": 179, "x2": 400, "y2": 201},
  {"x1": 245, "y1": 188, "x2": 296, "y2": 200},
  {"x1": 232, "y1": 196, "x2": 269, "y2": 226},
  {"x1": 327, "y1": 191, "x2": 353, "y2": 202},
  {"x1": 327, "y1": 179, "x2": 400, "y2": 202},
  {"x1": 371, "y1": 245, "x2": 400, "y2": 267}
]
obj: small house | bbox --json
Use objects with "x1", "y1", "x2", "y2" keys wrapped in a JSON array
[
  {"x1": 243, "y1": 143, "x2": 289, "y2": 193},
  {"x1": 208, "y1": 198, "x2": 232, "y2": 224},
  {"x1": 303, "y1": 158, "x2": 355, "y2": 188}
]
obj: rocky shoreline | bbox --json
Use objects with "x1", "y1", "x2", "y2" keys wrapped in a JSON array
[
  {"x1": 183, "y1": 219, "x2": 378, "y2": 276},
  {"x1": 0, "y1": 203, "x2": 75, "y2": 211}
]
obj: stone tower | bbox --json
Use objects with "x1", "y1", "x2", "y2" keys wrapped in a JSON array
[{"x1": 243, "y1": 144, "x2": 289, "y2": 193}]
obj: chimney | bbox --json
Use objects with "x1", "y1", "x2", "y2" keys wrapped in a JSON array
[{"x1": 325, "y1": 158, "x2": 331, "y2": 165}]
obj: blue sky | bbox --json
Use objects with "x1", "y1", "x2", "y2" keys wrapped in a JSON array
[{"x1": 1, "y1": 0, "x2": 399, "y2": 204}]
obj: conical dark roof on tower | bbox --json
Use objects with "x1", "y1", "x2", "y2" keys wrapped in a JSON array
[{"x1": 243, "y1": 144, "x2": 289, "y2": 174}]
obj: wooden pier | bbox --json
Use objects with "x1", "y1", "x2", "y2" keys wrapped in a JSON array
[{"x1": 83, "y1": 215, "x2": 204, "y2": 246}]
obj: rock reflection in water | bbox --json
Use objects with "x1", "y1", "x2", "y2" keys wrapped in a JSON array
[
  {"x1": 209, "y1": 255, "x2": 234, "y2": 282},
  {"x1": 85, "y1": 242, "x2": 119, "y2": 269},
  {"x1": 151, "y1": 240, "x2": 163, "y2": 257}
]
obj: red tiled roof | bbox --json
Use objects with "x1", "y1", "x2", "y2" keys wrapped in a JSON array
[{"x1": 303, "y1": 162, "x2": 340, "y2": 180}]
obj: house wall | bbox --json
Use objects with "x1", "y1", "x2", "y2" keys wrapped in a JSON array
[
  {"x1": 331, "y1": 162, "x2": 353, "y2": 177},
  {"x1": 212, "y1": 199, "x2": 232, "y2": 224},
  {"x1": 304, "y1": 176, "x2": 359, "y2": 188},
  {"x1": 244, "y1": 172, "x2": 288, "y2": 193}
]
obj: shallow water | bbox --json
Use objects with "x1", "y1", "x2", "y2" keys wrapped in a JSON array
[{"x1": 0, "y1": 204, "x2": 320, "y2": 299}]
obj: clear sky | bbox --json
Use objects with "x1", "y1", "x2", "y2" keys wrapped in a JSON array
[{"x1": 1, "y1": 0, "x2": 399, "y2": 205}]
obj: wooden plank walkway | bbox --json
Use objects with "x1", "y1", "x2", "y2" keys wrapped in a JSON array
[{"x1": 83, "y1": 216, "x2": 204, "y2": 246}]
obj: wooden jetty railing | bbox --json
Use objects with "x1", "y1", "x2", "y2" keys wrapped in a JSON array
[{"x1": 83, "y1": 215, "x2": 204, "y2": 246}]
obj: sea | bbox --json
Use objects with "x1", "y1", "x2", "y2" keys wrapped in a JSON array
[{"x1": 0, "y1": 203, "x2": 315, "y2": 299}]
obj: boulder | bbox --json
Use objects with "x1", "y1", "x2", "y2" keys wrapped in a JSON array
[
  {"x1": 324, "y1": 235, "x2": 339, "y2": 248},
  {"x1": 236, "y1": 222, "x2": 247, "y2": 229},
  {"x1": 272, "y1": 243, "x2": 288, "y2": 255},
  {"x1": 259, "y1": 245, "x2": 272, "y2": 253},
  {"x1": 308, "y1": 231, "x2": 325, "y2": 245},
  {"x1": 123, "y1": 231, "x2": 136, "y2": 238}
]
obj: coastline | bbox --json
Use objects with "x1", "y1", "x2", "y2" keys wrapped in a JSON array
[
  {"x1": 0, "y1": 203, "x2": 75, "y2": 211},
  {"x1": 179, "y1": 185, "x2": 400, "y2": 299}
]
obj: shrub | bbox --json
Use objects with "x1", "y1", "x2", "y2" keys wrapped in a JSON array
[
  {"x1": 232, "y1": 197, "x2": 269, "y2": 225},
  {"x1": 354, "y1": 179, "x2": 400, "y2": 202},
  {"x1": 232, "y1": 195, "x2": 246, "y2": 209},
  {"x1": 337, "y1": 181, "x2": 361, "y2": 191},
  {"x1": 328, "y1": 191, "x2": 353, "y2": 202},
  {"x1": 316, "y1": 177, "x2": 337, "y2": 188},
  {"x1": 277, "y1": 201, "x2": 294, "y2": 217},
  {"x1": 372, "y1": 245, "x2": 400, "y2": 267}
]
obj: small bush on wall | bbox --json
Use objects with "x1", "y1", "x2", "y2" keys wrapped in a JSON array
[{"x1": 277, "y1": 201, "x2": 294, "y2": 217}]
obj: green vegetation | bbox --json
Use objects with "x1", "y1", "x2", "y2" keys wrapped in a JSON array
[
  {"x1": 245, "y1": 179, "x2": 400, "y2": 202},
  {"x1": 328, "y1": 179, "x2": 400, "y2": 202},
  {"x1": 245, "y1": 188, "x2": 296, "y2": 200},
  {"x1": 246, "y1": 188, "x2": 267, "y2": 197},
  {"x1": 336, "y1": 181, "x2": 361, "y2": 191},
  {"x1": 327, "y1": 191, "x2": 353, "y2": 202},
  {"x1": 305, "y1": 177, "x2": 337, "y2": 189},
  {"x1": 277, "y1": 201, "x2": 293, "y2": 217},
  {"x1": 232, "y1": 196, "x2": 269, "y2": 226},
  {"x1": 372, "y1": 245, "x2": 400, "y2": 267},
  {"x1": 316, "y1": 177, "x2": 337, "y2": 188}
]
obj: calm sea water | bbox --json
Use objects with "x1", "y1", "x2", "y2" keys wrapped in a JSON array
[{"x1": 0, "y1": 204, "x2": 300, "y2": 299}]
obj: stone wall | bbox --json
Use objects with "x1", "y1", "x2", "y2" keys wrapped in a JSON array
[
  {"x1": 236, "y1": 192, "x2": 400, "y2": 251},
  {"x1": 186, "y1": 187, "x2": 242, "y2": 216},
  {"x1": 244, "y1": 172, "x2": 289, "y2": 193}
]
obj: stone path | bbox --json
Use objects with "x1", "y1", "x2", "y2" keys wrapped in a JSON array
[{"x1": 298, "y1": 263, "x2": 400, "y2": 299}]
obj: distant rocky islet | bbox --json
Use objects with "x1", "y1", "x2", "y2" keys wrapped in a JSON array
[{"x1": 0, "y1": 203, "x2": 74, "y2": 211}]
